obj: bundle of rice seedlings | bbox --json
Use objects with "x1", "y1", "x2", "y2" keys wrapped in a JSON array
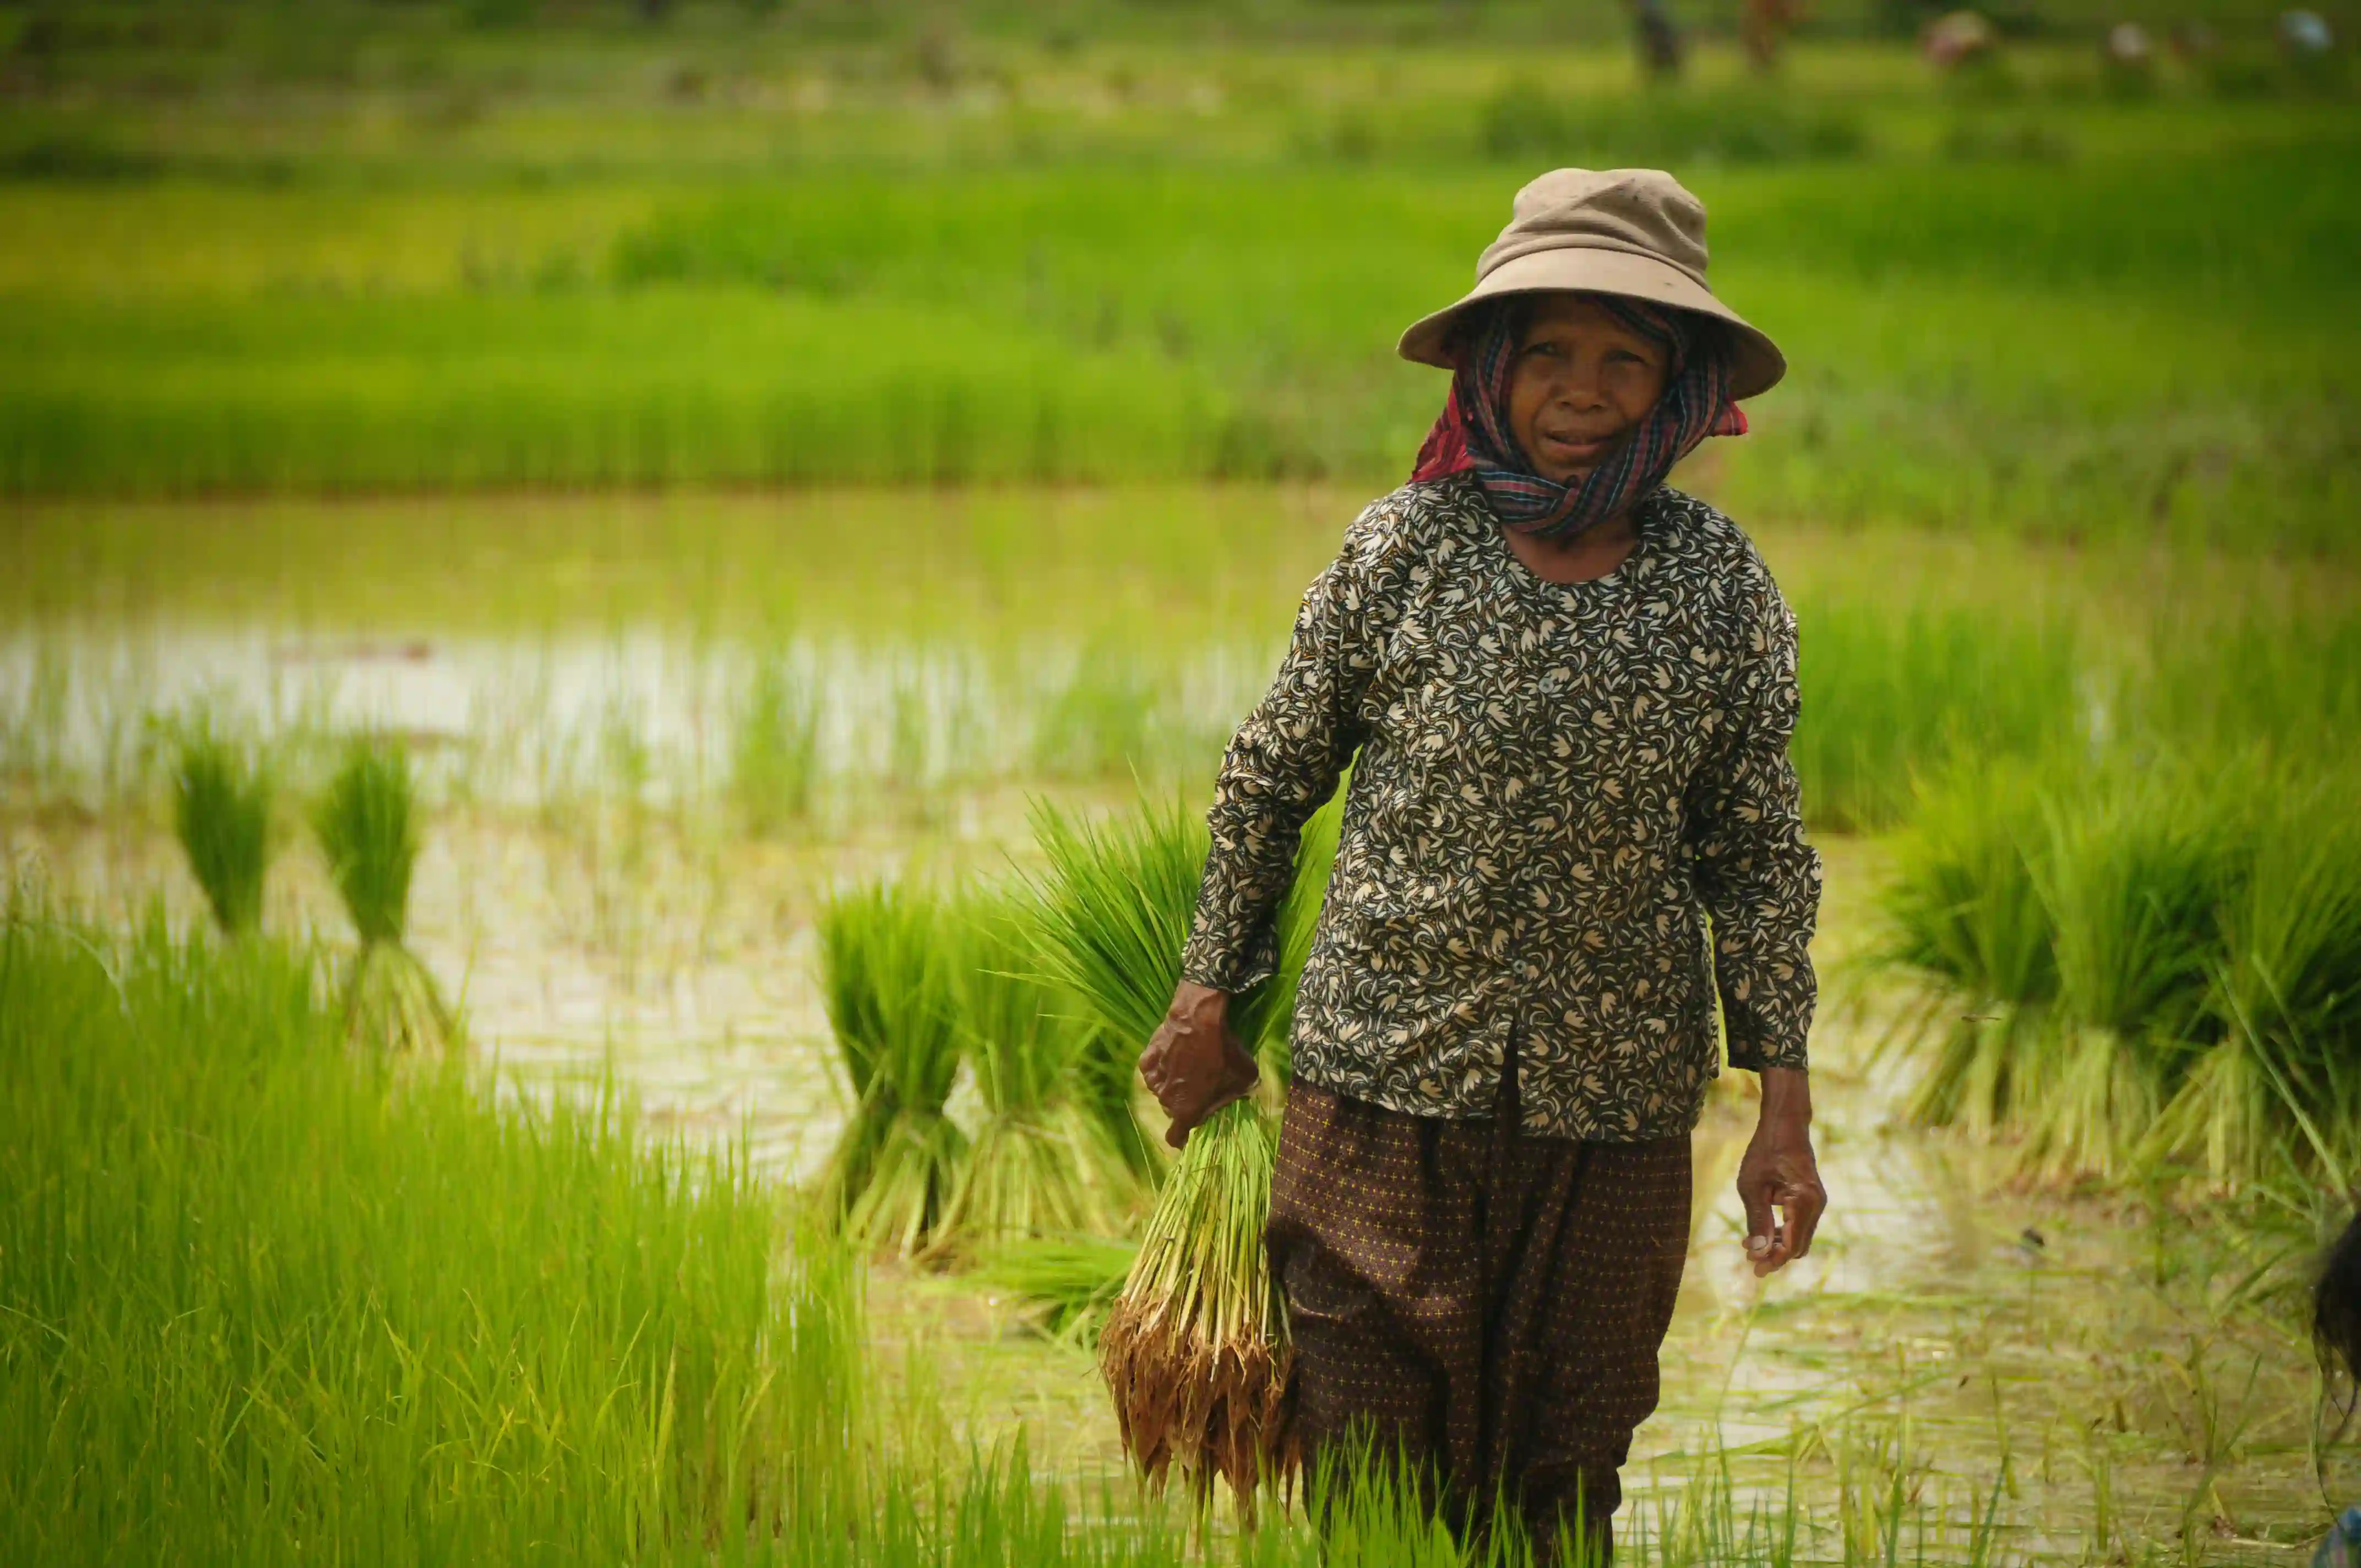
[
  {"x1": 971, "y1": 1235, "x2": 1138, "y2": 1348},
  {"x1": 1880, "y1": 749, "x2": 2361, "y2": 1190},
  {"x1": 313, "y1": 737, "x2": 453, "y2": 1052},
  {"x1": 2151, "y1": 777, "x2": 2361, "y2": 1189},
  {"x1": 814, "y1": 879, "x2": 967, "y2": 1256},
  {"x1": 170, "y1": 720, "x2": 272, "y2": 937},
  {"x1": 1027, "y1": 794, "x2": 1335, "y2": 1509},
  {"x1": 1100, "y1": 1095, "x2": 1290, "y2": 1508},
  {"x1": 1876, "y1": 758, "x2": 2058, "y2": 1139},
  {"x1": 2008, "y1": 771, "x2": 2237, "y2": 1183},
  {"x1": 929, "y1": 886, "x2": 1138, "y2": 1258}
]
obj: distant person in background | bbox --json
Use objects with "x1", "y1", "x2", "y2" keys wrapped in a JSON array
[
  {"x1": 1628, "y1": 0, "x2": 1687, "y2": 79},
  {"x1": 1143, "y1": 168, "x2": 1823, "y2": 1562},
  {"x1": 1742, "y1": 0, "x2": 1807, "y2": 71},
  {"x1": 2319, "y1": 1210, "x2": 2361, "y2": 1566}
]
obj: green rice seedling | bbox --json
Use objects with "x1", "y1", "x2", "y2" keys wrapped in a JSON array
[
  {"x1": 168, "y1": 716, "x2": 272, "y2": 937},
  {"x1": 971, "y1": 1236, "x2": 1139, "y2": 1348},
  {"x1": 1884, "y1": 748, "x2": 2361, "y2": 1190},
  {"x1": 2152, "y1": 772, "x2": 2361, "y2": 1190},
  {"x1": 1787, "y1": 592, "x2": 2079, "y2": 832},
  {"x1": 0, "y1": 891, "x2": 861, "y2": 1564},
  {"x1": 1032, "y1": 636, "x2": 1165, "y2": 781},
  {"x1": 929, "y1": 885, "x2": 1138, "y2": 1256},
  {"x1": 732, "y1": 651, "x2": 821, "y2": 835},
  {"x1": 313, "y1": 736, "x2": 453, "y2": 1052},
  {"x1": 814, "y1": 878, "x2": 969, "y2": 1257},
  {"x1": 13, "y1": 139, "x2": 2359, "y2": 556},
  {"x1": 1069, "y1": 1018, "x2": 1163, "y2": 1184},
  {"x1": 1878, "y1": 756, "x2": 2057, "y2": 1140},
  {"x1": 1027, "y1": 794, "x2": 1332, "y2": 1510},
  {"x1": 1027, "y1": 797, "x2": 1251, "y2": 1049},
  {"x1": 2011, "y1": 769, "x2": 2242, "y2": 1183},
  {"x1": 1259, "y1": 791, "x2": 1345, "y2": 1090}
]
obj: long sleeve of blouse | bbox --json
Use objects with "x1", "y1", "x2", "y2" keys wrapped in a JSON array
[
  {"x1": 1683, "y1": 570, "x2": 1820, "y2": 1073},
  {"x1": 1179, "y1": 477, "x2": 1821, "y2": 1142},
  {"x1": 1177, "y1": 503, "x2": 1395, "y2": 995}
]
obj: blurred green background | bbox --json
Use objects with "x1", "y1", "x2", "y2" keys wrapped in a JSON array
[{"x1": 2, "y1": 0, "x2": 2355, "y2": 555}]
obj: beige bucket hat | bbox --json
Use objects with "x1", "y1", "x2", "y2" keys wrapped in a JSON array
[{"x1": 1397, "y1": 167, "x2": 1786, "y2": 401}]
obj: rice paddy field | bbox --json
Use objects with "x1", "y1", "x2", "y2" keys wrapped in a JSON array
[{"x1": 4, "y1": 2, "x2": 2361, "y2": 1562}]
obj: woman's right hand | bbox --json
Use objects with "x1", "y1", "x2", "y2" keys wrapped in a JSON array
[{"x1": 1138, "y1": 980, "x2": 1260, "y2": 1150}]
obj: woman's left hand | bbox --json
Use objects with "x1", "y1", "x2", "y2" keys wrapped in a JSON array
[{"x1": 1736, "y1": 1065, "x2": 1825, "y2": 1277}]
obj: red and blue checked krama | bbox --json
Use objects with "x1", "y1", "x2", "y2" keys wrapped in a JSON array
[{"x1": 1409, "y1": 294, "x2": 1748, "y2": 542}]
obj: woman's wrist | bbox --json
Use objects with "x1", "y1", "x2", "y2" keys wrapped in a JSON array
[
  {"x1": 1169, "y1": 979, "x2": 1231, "y2": 1026},
  {"x1": 1758, "y1": 1064, "x2": 1812, "y2": 1130}
]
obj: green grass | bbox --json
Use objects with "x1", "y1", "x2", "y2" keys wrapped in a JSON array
[{"x1": 0, "y1": 896, "x2": 863, "y2": 1565}]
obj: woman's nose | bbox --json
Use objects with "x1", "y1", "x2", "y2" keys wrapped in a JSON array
[{"x1": 1555, "y1": 366, "x2": 1608, "y2": 412}]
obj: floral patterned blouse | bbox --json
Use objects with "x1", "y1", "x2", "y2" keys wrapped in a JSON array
[{"x1": 1179, "y1": 474, "x2": 1822, "y2": 1141}]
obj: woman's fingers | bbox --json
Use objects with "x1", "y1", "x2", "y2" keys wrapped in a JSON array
[
  {"x1": 1739, "y1": 1181, "x2": 1778, "y2": 1265},
  {"x1": 1781, "y1": 1176, "x2": 1825, "y2": 1259},
  {"x1": 1140, "y1": 1015, "x2": 1259, "y2": 1148},
  {"x1": 1738, "y1": 1161, "x2": 1826, "y2": 1276}
]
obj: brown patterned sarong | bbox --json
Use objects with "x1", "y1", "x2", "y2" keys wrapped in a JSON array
[{"x1": 1267, "y1": 1041, "x2": 1691, "y2": 1561}]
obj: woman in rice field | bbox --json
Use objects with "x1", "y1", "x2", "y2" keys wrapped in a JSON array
[{"x1": 1144, "y1": 167, "x2": 1826, "y2": 1559}]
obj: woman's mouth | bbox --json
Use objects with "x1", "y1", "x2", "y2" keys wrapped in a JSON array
[{"x1": 1536, "y1": 431, "x2": 1618, "y2": 465}]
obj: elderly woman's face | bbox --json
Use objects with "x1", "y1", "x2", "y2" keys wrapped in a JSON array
[{"x1": 1506, "y1": 294, "x2": 1672, "y2": 484}]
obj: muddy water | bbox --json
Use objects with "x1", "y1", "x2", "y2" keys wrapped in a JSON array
[
  {"x1": 0, "y1": 625, "x2": 1274, "y2": 810},
  {"x1": 2, "y1": 631, "x2": 2347, "y2": 1559}
]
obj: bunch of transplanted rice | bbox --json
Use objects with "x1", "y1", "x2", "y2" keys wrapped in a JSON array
[
  {"x1": 170, "y1": 721, "x2": 272, "y2": 937},
  {"x1": 972, "y1": 1235, "x2": 1139, "y2": 1348},
  {"x1": 815, "y1": 879, "x2": 967, "y2": 1256},
  {"x1": 313, "y1": 737, "x2": 453, "y2": 1052},
  {"x1": 1881, "y1": 749, "x2": 2361, "y2": 1189},
  {"x1": 1027, "y1": 795, "x2": 1337, "y2": 1508},
  {"x1": 929, "y1": 886, "x2": 1138, "y2": 1258},
  {"x1": 2146, "y1": 771, "x2": 2361, "y2": 1188}
]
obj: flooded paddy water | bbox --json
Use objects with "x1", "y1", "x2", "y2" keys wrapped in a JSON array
[{"x1": 3, "y1": 488, "x2": 2351, "y2": 1560}]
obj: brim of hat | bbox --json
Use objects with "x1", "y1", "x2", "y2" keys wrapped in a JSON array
[{"x1": 1396, "y1": 248, "x2": 1786, "y2": 401}]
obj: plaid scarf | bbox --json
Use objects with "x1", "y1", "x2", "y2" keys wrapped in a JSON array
[{"x1": 1409, "y1": 294, "x2": 1748, "y2": 541}]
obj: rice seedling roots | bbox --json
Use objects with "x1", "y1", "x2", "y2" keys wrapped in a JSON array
[
  {"x1": 1098, "y1": 1290, "x2": 1297, "y2": 1515},
  {"x1": 1094, "y1": 1101, "x2": 1297, "y2": 1516},
  {"x1": 339, "y1": 939, "x2": 456, "y2": 1054}
]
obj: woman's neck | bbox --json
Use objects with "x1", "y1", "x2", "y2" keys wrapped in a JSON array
[{"x1": 1499, "y1": 509, "x2": 1641, "y2": 584}]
